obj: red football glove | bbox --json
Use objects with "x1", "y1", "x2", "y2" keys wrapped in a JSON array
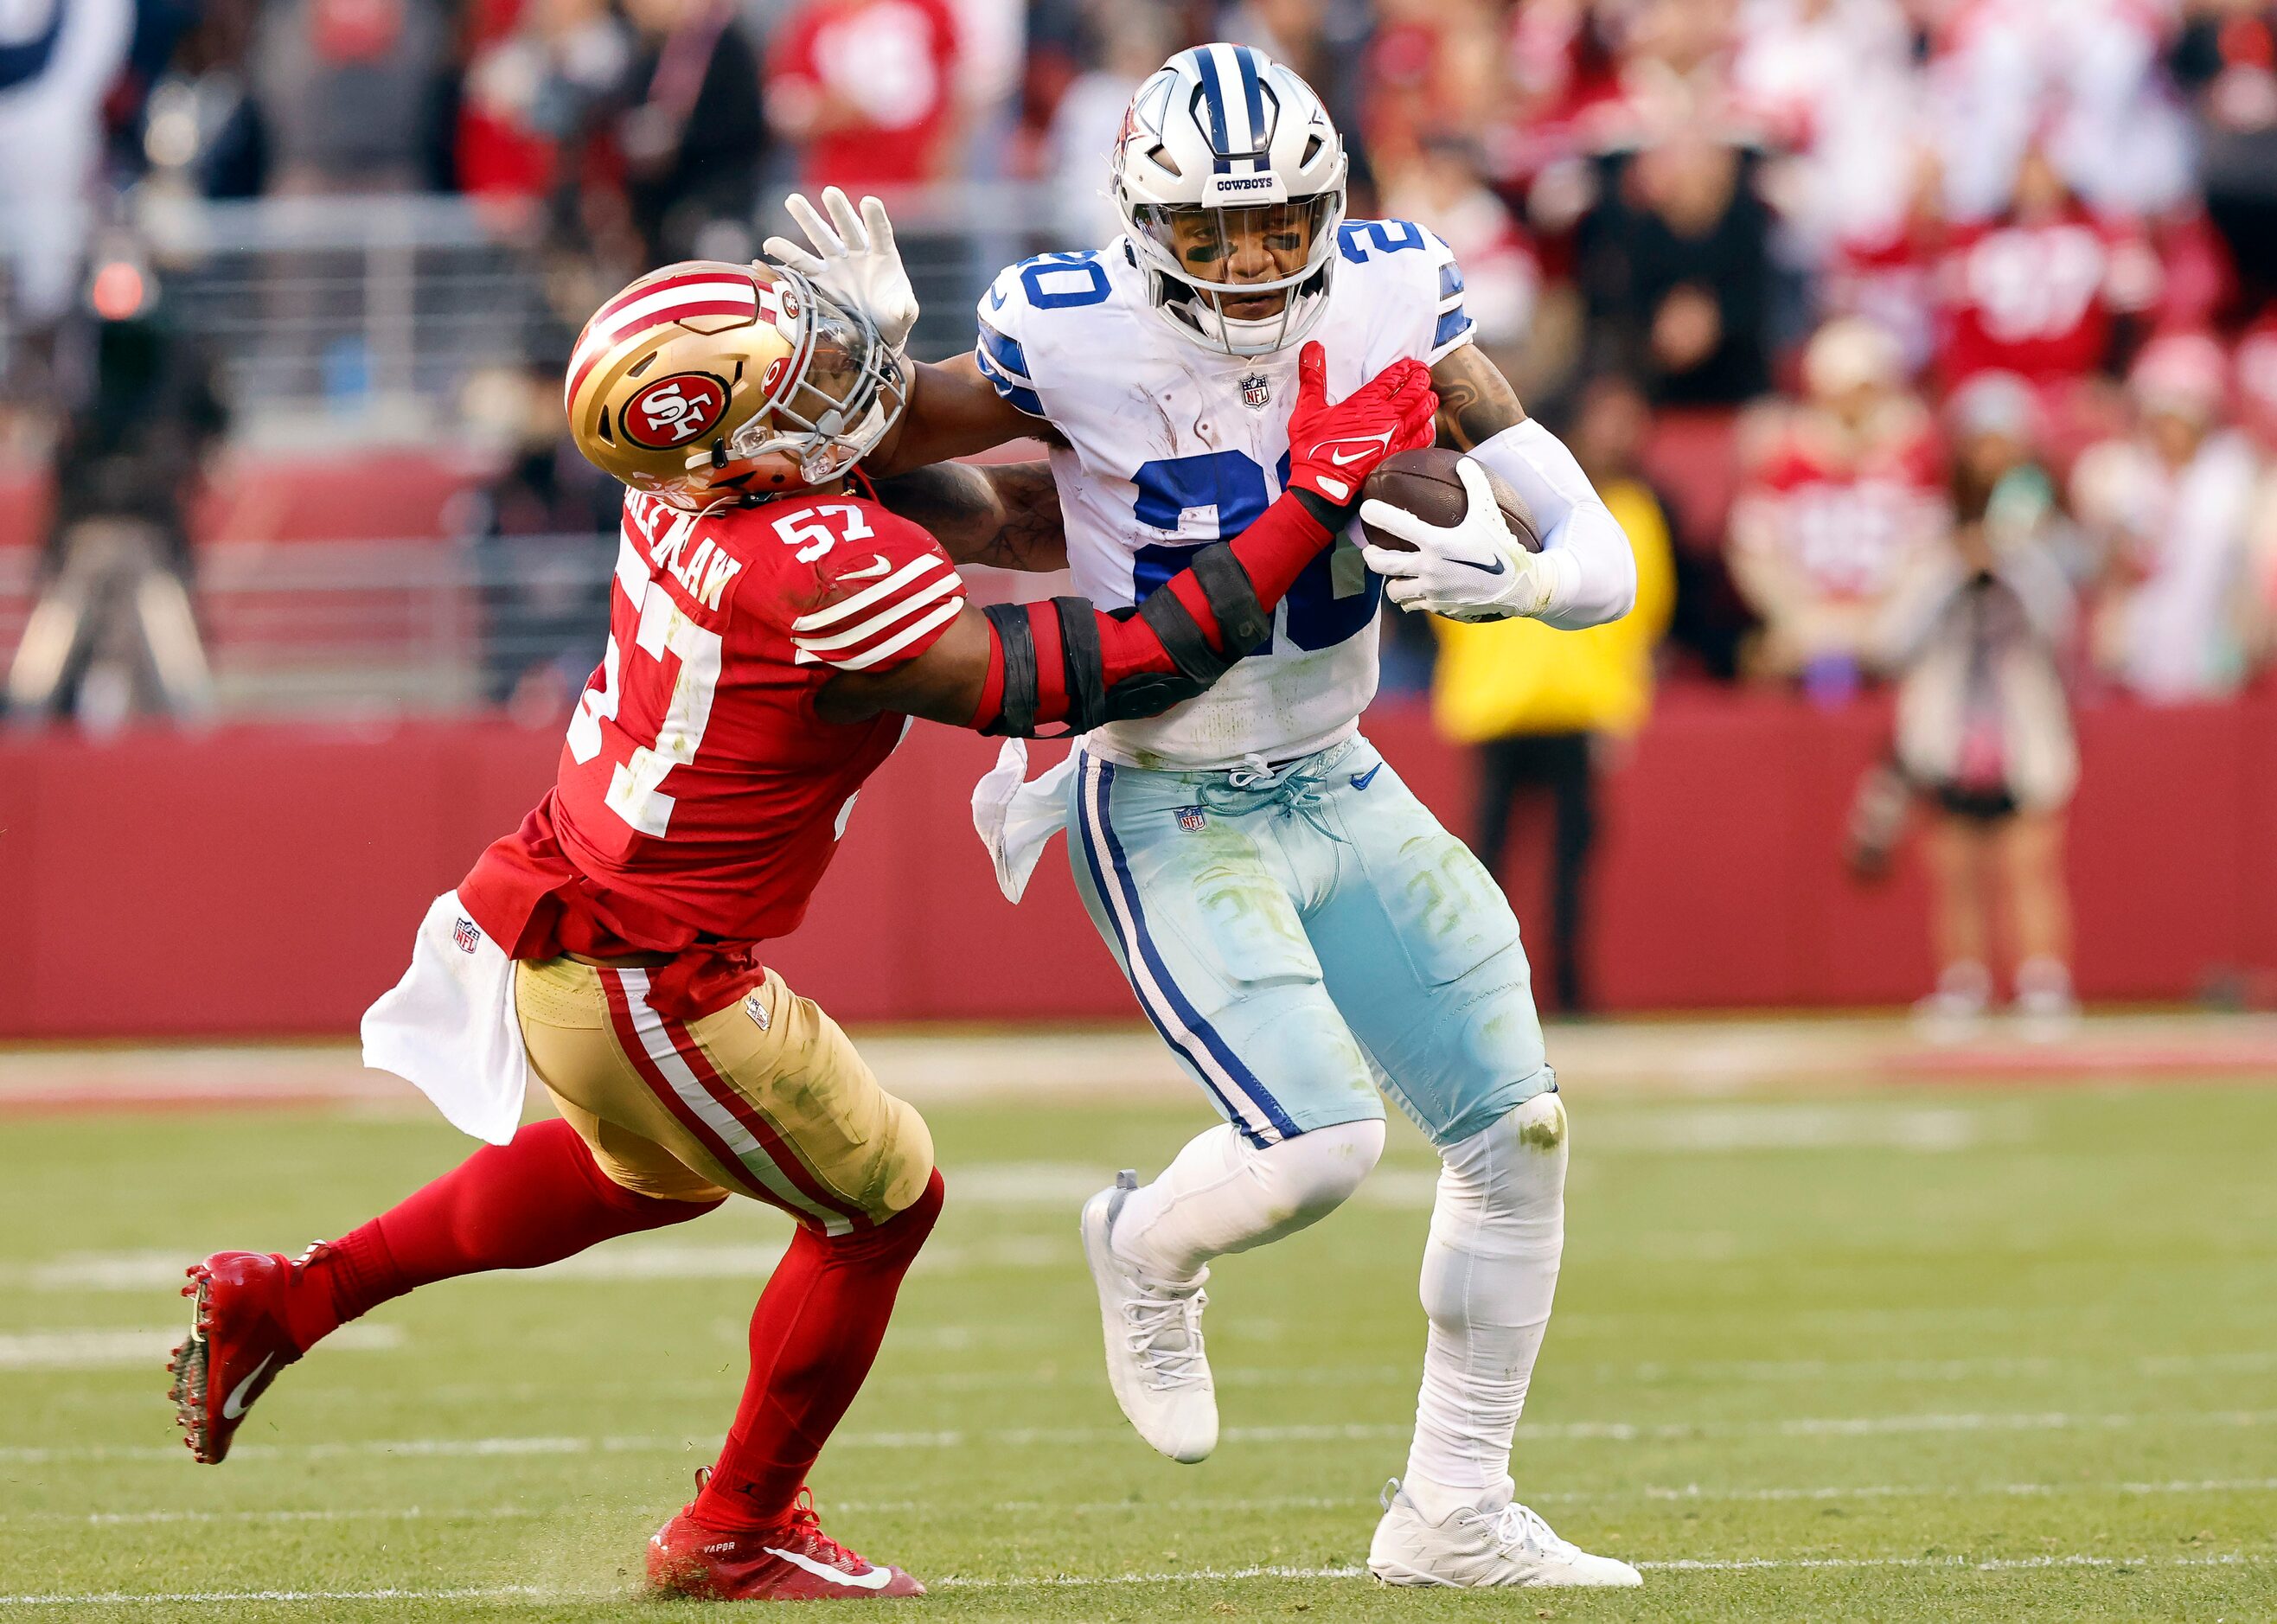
[{"x1": 1282, "y1": 343, "x2": 1439, "y2": 510}]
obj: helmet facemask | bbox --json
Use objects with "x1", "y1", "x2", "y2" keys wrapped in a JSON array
[
  {"x1": 1110, "y1": 46, "x2": 1350, "y2": 360},
  {"x1": 1126, "y1": 193, "x2": 1345, "y2": 357},
  {"x1": 727, "y1": 265, "x2": 906, "y2": 488}
]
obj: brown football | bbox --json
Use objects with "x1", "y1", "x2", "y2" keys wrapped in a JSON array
[{"x1": 1360, "y1": 448, "x2": 1543, "y2": 553}]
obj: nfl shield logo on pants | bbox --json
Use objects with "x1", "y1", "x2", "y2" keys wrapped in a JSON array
[
  {"x1": 451, "y1": 917, "x2": 483, "y2": 954},
  {"x1": 1175, "y1": 805, "x2": 1208, "y2": 832},
  {"x1": 1239, "y1": 373, "x2": 1271, "y2": 410}
]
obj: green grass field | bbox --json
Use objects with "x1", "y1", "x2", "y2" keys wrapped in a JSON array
[{"x1": 3, "y1": 1031, "x2": 2275, "y2": 1621}]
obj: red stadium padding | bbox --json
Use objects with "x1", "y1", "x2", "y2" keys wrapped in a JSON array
[{"x1": 4, "y1": 688, "x2": 2273, "y2": 1038}]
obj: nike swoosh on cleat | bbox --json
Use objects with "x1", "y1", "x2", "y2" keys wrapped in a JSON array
[
  {"x1": 764, "y1": 1546, "x2": 894, "y2": 1590},
  {"x1": 1349, "y1": 764, "x2": 1382, "y2": 790},
  {"x1": 220, "y1": 1352, "x2": 274, "y2": 1420}
]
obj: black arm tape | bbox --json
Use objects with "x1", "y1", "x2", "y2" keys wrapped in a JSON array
[
  {"x1": 981, "y1": 600, "x2": 1039, "y2": 738},
  {"x1": 1134, "y1": 540, "x2": 1271, "y2": 686},
  {"x1": 1052, "y1": 596, "x2": 1106, "y2": 730}
]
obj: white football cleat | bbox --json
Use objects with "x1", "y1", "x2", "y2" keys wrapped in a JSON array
[
  {"x1": 1368, "y1": 1479, "x2": 1641, "y2": 1589},
  {"x1": 1080, "y1": 1172, "x2": 1217, "y2": 1464}
]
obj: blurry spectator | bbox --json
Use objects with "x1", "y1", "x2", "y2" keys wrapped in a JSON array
[
  {"x1": 2175, "y1": 0, "x2": 2277, "y2": 302},
  {"x1": 1877, "y1": 368, "x2": 2080, "y2": 1039},
  {"x1": 457, "y1": 361, "x2": 617, "y2": 715},
  {"x1": 1930, "y1": 0, "x2": 2193, "y2": 224},
  {"x1": 1382, "y1": 138, "x2": 1542, "y2": 352},
  {"x1": 2232, "y1": 309, "x2": 2277, "y2": 669},
  {"x1": 1822, "y1": 144, "x2": 1946, "y2": 376},
  {"x1": 1430, "y1": 374, "x2": 1677, "y2": 1013},
  {"x1": 767, "y1": 0, "x2": 961, "y2": 189},
  {"x1": 1934, "y1": 139, "x2": 2161, "y2": 443},
  {"x1": 0, "y1": 0, "x2": 131, "y2": 335},
  {"x1": 1360, "y1": 0, "x2": 1504, "y2": 182},
  {"x1": 1578, "y1": 126, "x2": 1775, "y2": 405},
  {"x1": 138, "y1": 0, "x2": 270, "y2": 201},
  {"x1": 1734, "y1": 0, "x2": 1924, "y2": 263},
  {"x1": 6, "y1": 247, "x2": 225, "y2": 728},
  {"x1": 251, "y1": 0, "x2": 452, "y2": 194},
  {"x1": 1728, "y1": 317, "x2": 1946, "y2": 696},
  {"x1": 457, "y1": 0, "x2": 630, "y2": 203},
  {"x1": 1043, "y1": 6, "x2": 1168, "y2": 246},
  {"x1": 2069, "y1": 332, "x2": 2258, "y2": 701},
  {"x1": 618, "y1": 0, "x2": 765, "y2": 263}
]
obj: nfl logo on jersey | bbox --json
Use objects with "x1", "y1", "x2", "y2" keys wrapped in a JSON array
[
  {"x1": 1238, "y1": 373, "x2": 1271, "y2": 411},
  {"x1": 451, "y1": 917, "x2": 482, "y2": 954}
]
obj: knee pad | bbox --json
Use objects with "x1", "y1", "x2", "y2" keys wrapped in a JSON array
[
  {"x1": 1422, "y1": 1094, "x2": 1565, "y2": 1328},
  {"x1": 1256, "y1": 1116, "x2": 1385, "y2": 1226}
]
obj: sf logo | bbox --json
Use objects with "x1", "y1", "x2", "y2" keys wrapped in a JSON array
[{"x1": 624, "y1": 372, "x2": 728, "y2": 449}]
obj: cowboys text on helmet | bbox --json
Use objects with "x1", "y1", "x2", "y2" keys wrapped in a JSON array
[{"x1": 1111, "y1": 43, "x2": 1350, "y2": 359}]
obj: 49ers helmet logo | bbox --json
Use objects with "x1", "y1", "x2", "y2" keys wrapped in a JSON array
[{"x1": 623, "y1": 371, "x2": 729, "y2": 448}]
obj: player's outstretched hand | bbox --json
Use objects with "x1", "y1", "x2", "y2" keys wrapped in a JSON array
[
  {"x1": 1360, "y1": 455, "x2": 1558, "y2": 621},
  {"x1": 762, "y1": 187, "x2": 919, "y2": 356},
  {"x1": 1283, "y1": 343, "x2": 1438, "y2": 511}
]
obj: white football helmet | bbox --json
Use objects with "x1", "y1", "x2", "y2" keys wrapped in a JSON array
[{"x1": 1110, "y1": 43, "x2": 1348, "y2": 358}]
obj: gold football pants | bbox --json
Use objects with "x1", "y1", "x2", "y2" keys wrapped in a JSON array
[{"x1": 514, "y1": 960, "x2": 933, "y2": 1234}]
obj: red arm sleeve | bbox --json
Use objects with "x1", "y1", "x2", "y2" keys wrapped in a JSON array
[{"x1": 969, "y1": 487, "x2": 1340, "y2": 730}]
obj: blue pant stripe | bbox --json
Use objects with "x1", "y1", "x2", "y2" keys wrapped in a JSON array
[
  {"x1": 1072, "y1": 756, "x2": 1261, "y2": 1139},
  {"x1": 1088, "y1": 757, "x2": 1299, "y2": 1143}
]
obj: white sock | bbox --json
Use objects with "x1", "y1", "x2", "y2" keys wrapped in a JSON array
[
  {"x1": 1111, "y1": 1118, "x2": 1384, "y2": 1282},
  {"x1": 1403, "y1": 1091, "x2": 1566, "y2": 1504}
]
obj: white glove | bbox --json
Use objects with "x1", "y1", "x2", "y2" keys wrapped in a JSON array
[
  {"x1": 1359, "y1": 456, "x2": 1561, "y2": 622},
  {"x1": 762, "y1": 187, "x2": 919, "y2": 356}
]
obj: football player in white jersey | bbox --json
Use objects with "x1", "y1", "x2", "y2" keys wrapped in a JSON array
[{"x1": 770, "y1": 43, "x2": 1641, "y2": 1589}]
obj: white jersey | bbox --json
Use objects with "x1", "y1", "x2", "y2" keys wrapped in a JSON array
[{"x1": 973, "y1": 220, "x2": 1474, "y2": 769}]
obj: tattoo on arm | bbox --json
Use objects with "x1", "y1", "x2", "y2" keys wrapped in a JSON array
[
  {"x1": 1430, "y1": 346, "x2": 1528, "y2": 452},
  {"x1": 871, "y1": 460, "x2": 1069, "y2": 572}
]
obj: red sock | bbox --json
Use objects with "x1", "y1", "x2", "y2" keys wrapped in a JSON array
[
  {"x1": 692, "y1": 1169, "x2": 946, "y2": 1532},
  {"x1": 292, "y1": 1118, "x2": 720, "y2": 1348}
]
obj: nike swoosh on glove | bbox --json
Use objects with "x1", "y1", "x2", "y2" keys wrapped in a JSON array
[
  {"x1": 1282, "y1": 343, "x2": 1438, "y2": 514},
  {"x1": 762, "y1": 188, "x2": 919, "y2": 356},
  {"x1": 1359, "y1": 455, "x2": 1559, "y2": 622}
]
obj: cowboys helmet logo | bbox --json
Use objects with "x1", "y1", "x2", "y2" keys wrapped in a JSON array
[
  {"x1": 1239, "y1": 372, "x2": 1271, "y2": 410},
  {"x1": 623, "y1": 372, "x2": 730, "y2": 449}
]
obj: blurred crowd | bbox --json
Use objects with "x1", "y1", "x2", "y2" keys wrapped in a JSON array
[
  {"x1": 13, "y1": 0, "x2": 2277, "y2": 1003},
  {"x1": 4, "y1": 0, "x2": 2269, "y2": 697}
]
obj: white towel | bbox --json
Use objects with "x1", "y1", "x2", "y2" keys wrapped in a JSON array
[
  {"x1": 360, "y1": 890, "x2": 531, "y2": 1145},
  {"x1": 970, "y1": 738, "x2": 1077, "y2": 904}
]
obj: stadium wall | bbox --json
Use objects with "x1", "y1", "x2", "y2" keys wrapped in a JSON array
[{"x1": 5, "y1": 689, "x2": 2272, "y2": 1038}]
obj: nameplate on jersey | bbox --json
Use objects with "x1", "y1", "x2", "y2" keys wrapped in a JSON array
[{"x1": 1204, "y1": 170, "x2": 1288, "y2": 207}]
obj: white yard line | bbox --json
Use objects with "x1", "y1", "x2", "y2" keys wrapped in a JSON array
[
  {"x1": 1, "y1": 1553, "x2": 2267, "y2": 1606},
  {"x1": 0, "y1": 1325, "x2": 399, "y2": 1370},
  {"x1": 14, "y1": 1475, "x2": 2275, "y2": 1529},
  {"x1": 12, "y1": 1407, "x2": 2277, "y2": 1466}
]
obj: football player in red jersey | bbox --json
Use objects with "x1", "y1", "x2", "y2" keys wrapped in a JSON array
[{"x1": 165, "y1": 256, "x2": 1434, "y2": 1602}]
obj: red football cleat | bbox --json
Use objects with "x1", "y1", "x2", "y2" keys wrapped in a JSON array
[
  {"x1": 647, "y1": 1483, "x2": 924, "y2": 1601},
  {"x1": 167, "y1": 1249, "x2": 323, "y2": 1464}
]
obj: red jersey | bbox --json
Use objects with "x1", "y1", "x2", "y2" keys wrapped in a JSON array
[
  {"x1": 1738, "y1": 411, "x2": 1947, "y2": 602},
  {"x1": 1935, "y1": 212, "x2": 2159, "y2": 389},
  {"x1": 766, "y1": 0, "x2": 959, "y2": 189},
  {"x1": 460, "y1": 488, "x2": 964, "y2": 1016}
]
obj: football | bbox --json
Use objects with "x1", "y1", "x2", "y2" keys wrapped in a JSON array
[{"x1": 1359, "y1": 447, "x2": 1544, "y2": 553}]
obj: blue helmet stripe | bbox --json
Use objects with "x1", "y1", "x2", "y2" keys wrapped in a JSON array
[
  {"x1": 1234, "y1": 47, "x2": 1267, "y2": 169},
  {"x1": 1192, "y1": 48, "x2": 1232, "y2": 173}
]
